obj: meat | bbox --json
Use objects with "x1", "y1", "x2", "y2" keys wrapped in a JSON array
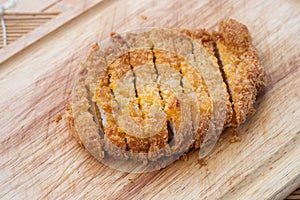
[{"x1": 68, "y1": 19, "x2": 267, "y2": 171}]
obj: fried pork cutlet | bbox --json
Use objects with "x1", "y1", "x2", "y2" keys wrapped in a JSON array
[{"x1": 67, "y1": 19, "x2": 267, "y2": 170}]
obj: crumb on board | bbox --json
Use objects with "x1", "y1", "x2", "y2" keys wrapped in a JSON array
[
  {"x1": 65, "y1": 104, "x2": 72, "y2": 112},
  {"x1": 249, "y1": 108, "x2": 256, "y2": 116},
  {"x1": 128, "y1": 178, "x2": 134, "y2": 183},
  {"x1": 54, "y1": 113, "x2": 62, "y2": 123},
  {"x1": 229, "y1": 135, "x2": 241, "y2": 143},
  {"x1": 79, "y1": 64, "x2": 85, "y2": 74},
  {"x1": 228, "y1": 128, "x2": 241, "y2": 143},
  {"x1": 65, "y1": 89, "x2": 71, "y2": 94},
  {"x1": 269, "y1": 166, "x2": 273, "y2": 170},
  {"x1": 140, "y1": 15, "x2": 147, "y2": 20},
  {"x1": 110, "y1": 32, "x2": 117, "y2": 37},
  {"x1": 198, "y1": 159, "x2": 207, "y2": 167},
  {"x1": 180, "y1": 153, "x2": 188, "y2": 161}
]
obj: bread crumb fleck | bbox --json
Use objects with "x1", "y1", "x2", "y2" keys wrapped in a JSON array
[
  {"x1": 229, "y1": 135, "x2": 241, "y2": 143},
  {"x1": 66, "y1": 89, "x2": 71, "y2": 94},
  {"x1": 128, "y1": 178, "x2": 134, "y2": 183},
  {"x1": 229, "y1": 128, "x2": 240, "y2": 143},
  {"x1": 180, "y1": 153, "x2": 188, "y2": 161},
  {"x1": 269, "y1": 166, "x2": 273, "y2": 170},
  {"x1": 110, "y1": 32, "x2": 117, "y2": 37},
  {"x1": 79, "y1": 65, "x2": 85, "y2": 74},
  {"x1": 198, "y1": 159, "x2": 207, "y2": 167},
  {"x1": 249, "y1": 108, "x2": 256, "y2": 116},
  {"x1": 140, "y1": 15, "x2": 147, "y2": 20},
  {"x1": 54, "y1": 113, "x2": 62, "y2": 123},
  {"x1": 66, "y1": 104, "x2": 72, "y2": 112}
]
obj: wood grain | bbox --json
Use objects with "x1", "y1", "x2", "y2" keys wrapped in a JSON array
[{"x1": 0, "y1": 0, "x2": 299, "y2": 199}]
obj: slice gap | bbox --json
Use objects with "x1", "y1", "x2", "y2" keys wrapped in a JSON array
[
  {"x1": 151, "y1": 46, "x2": 165, "y2": 107},
  {"x1": 179, "y1": 68, "x2": 185, "y2": 93},
  {"x1": 129, "y1": 55, "x2": 141, "y2": 108},
  {"x1": 108, "y1": 74, "x2": 115, "y2": 98},
  {"x1": 86, "y1": 85, "x2": 105, "y2": 138},
  {"x1": 124, "y1": 137, "x2": 130, "y2": 151},
  {"x1": 167, "y1": 120, "x2": 175, "y2": 146},
  {"x1": 213, "y1": 42, "x2": 236, "y2": 126}
]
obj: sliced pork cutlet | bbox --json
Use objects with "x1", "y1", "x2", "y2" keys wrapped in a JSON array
[
  {"x1": 71, "y1": 44, "x2": 106, "y2": 161},
  {"x1": 70, "y1": 19, "x2": 267, "y2": 167}
]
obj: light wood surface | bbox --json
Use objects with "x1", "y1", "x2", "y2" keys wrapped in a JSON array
[{"x1": 0, "y1": 0, "x2": 299, "y2": 199}]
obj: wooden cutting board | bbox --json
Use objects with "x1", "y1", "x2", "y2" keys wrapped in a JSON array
[{"x1": 0, "y1": 0, "x2": 299, "y2": 199}]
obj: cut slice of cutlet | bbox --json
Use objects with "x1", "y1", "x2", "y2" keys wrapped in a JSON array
[
  {"x1": 213, "y1": 19, "x2": 267, "y2": 126},
  {"x1": 178, "y1": 29, "x2": 232, "y2": 147},
  {"x1": 181, "y1": 29, "x2": 233, "y2": 128},
  {"x1": 150, "y1": 29, "x2": 194, "y2": 153}
]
